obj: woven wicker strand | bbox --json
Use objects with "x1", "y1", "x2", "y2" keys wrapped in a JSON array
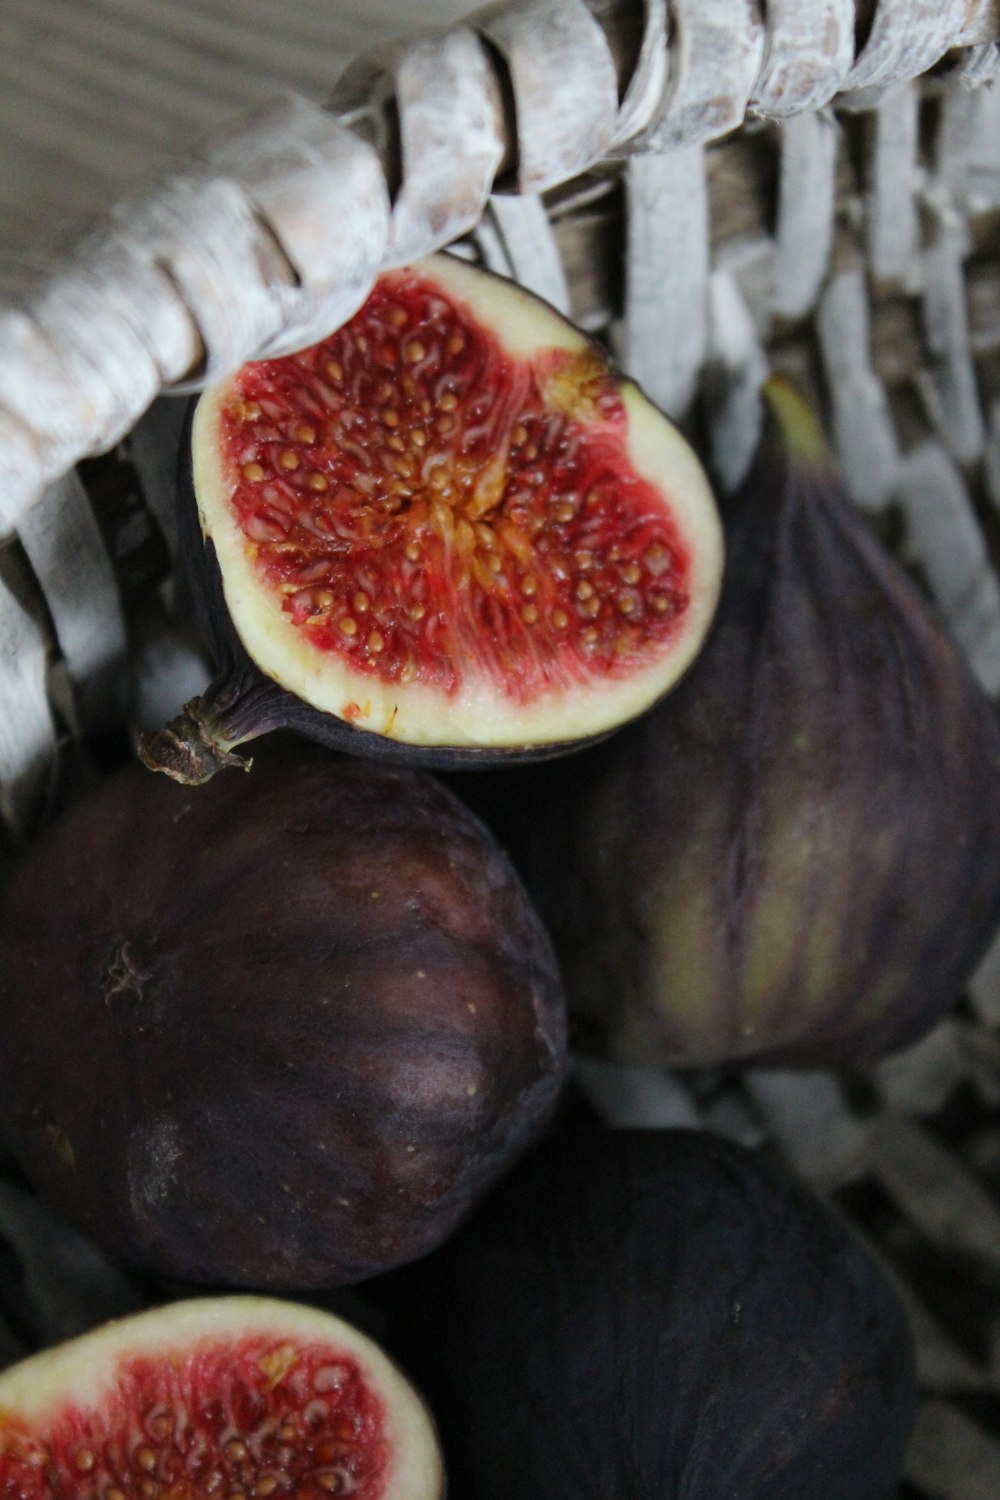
[
  {"x1": 838, "y1": 0, "x2": 968, "y2": 107},
  {"x1": 866, "y1": 83, "x2": 921, "y2": 286},
  {"x1": 749, "y1": 0, "x2": 854, "y2": 115},
  {"x1": 327, "y1": 26, "x2": 506, "y2": 264},
  {"x1": 623, "y1": 147, "x2": 709, "y2": 415},
  {"x1": 202, "y1": 95, "x2": 394, "y2": 362},
  {"x1": 771, "y1": 110, "x2": 840, "y2": 318}
]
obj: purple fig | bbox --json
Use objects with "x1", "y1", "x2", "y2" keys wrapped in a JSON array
[
  {"x1": 0, "y1": 738, "x2": 567, "y2": 1288},
  {"x1": 523, "y1": 378, "x2": 1000, "y2": 1068}
]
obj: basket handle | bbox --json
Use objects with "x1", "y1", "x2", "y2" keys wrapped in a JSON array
[{"x1": 0, "y1": 0, "x2": 996, "y2": 536}]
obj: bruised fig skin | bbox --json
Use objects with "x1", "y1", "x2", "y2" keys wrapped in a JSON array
[
  {"x1": 522, "y1": 378, "x2": 1000, "y2": 1068},
  {"x1": 0, "y1": 738, "x2": 566, "y2": 1288},
  {"x1": 374, "y1": 1128, "x2": 916, "y2": 1500},
  {"x1": 140, "y1": 252, "x2": 723, "y2": 781},
  {"x1": 0, "y1": 1296, "x2": 444, "y2": 1500}
]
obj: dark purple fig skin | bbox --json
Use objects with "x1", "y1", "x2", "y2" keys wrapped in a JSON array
[
  {"x1": 0, "y1": 738, "x2": 567, "y2": 1289},
  {"x1": 137, "y1": 407, "x2": 618, "y2": 782},
  {"x1": 520, "y1": 383, "x2": 1000, "y2": 1068},
  {"x1": 373, "y1": 1127, "x2": 917, "y2": 1500}
]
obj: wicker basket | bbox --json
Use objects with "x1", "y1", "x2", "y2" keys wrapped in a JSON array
[{"x1": 2, "y1": 2, "x2": 1000, "y2": 1494}]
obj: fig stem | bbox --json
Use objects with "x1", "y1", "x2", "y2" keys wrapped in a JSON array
[{"x1": 138, "y1": 698, "x2": 252, "y2": 783}]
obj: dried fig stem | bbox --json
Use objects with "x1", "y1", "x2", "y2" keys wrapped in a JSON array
[{"x1": 138, "y1": 698, "x2": 252, "y2": 783}]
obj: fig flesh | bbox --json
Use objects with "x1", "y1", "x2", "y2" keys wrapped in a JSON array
[
  {"x1": 140, "y1": 253, "x2": 723, "y2": 781},
  {"x1": 0, "y1": 1296, "x2": 444, "y2": 1500},
  {"x1": 374, "y1": 1127, "x2": 916, "y2": 1500},
  {"x1": 0, "y1": 739, "x2": 566, "y2": 1288},
  {"x1": 521, "y1": 379, "x2": 1000, "y2": 1067}
]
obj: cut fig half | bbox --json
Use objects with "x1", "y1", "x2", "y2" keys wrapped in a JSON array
[
  {"x1": 0, "y1": 1296, "x2": 444, "y2": 1500},
  {"x1": 142, "y1": 253, "x2": 723, "y2": 780}
]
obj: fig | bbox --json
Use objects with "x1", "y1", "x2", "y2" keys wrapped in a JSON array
[
  {"x1": 139, "y1": 253, "x2": 723, "y2": 782},
  {"x1": 520, "y1": 378, "x2": 1000, "y2": 1067},
  {"x1": 0, "y1": 1295, "x2": 444, "y2": 1500},
  {"x1": 0, "y1": 739, "x2": 566, "y2": 1288},
  {"x1": 374, "y1": 1127, "x2": 917, "y2": 1500}
]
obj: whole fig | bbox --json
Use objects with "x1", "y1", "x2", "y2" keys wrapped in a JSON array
[
  {"x1": 523, "y1": 378, "x2": 1000, "y2": 1067},
  {"x1": 374, "y1": 1127, "x2": 917, "y2": 1500},
  {"x1": 0, "y1": 739, "x2": 566, "y2": 1288}
]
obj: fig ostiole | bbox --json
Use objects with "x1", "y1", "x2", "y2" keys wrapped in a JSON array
[
  {"x1": 518, "y1": 377, "x2": 1000, "y2": 1068},
  {"x1": 140, "y1": 252, "x2": 723, "y2": 782},
  {"x1": 0, "y1": 738, "x2": 567, "y2": 1289},
  {"x1": 373, "y1": 1127, "x2": 916, "y2": 1500},
  {"x1": 0, "y1": 1296, "x2": 444, "y2": 1500}
]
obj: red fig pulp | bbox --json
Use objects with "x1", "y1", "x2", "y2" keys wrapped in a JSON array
[
  {"x1": 0, "y1": 1297, "x2": 443, "y2": 1500},
  {"x1": 520, "y1": 379, "x2": 1000, "y2": 1067},
  {"x1": 141, "y1": 254, "x2": 722, "y2": 780}
]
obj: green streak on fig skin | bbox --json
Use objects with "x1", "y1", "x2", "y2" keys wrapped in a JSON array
[{"x1": 763, "y1": 372, "x2": 831, "y2": 469}]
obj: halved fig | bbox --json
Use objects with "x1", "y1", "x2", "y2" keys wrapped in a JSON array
[
  {"x1": 141, "y1": 253, "x2": 723, "y2": 781},
  {"x1": 0, "y1": 1296, "x2": 444, "y2": 1500}
]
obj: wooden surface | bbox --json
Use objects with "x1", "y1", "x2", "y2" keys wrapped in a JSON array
[{"x1": 0, "y1": 0, "x2": 472, "y2": 264}]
